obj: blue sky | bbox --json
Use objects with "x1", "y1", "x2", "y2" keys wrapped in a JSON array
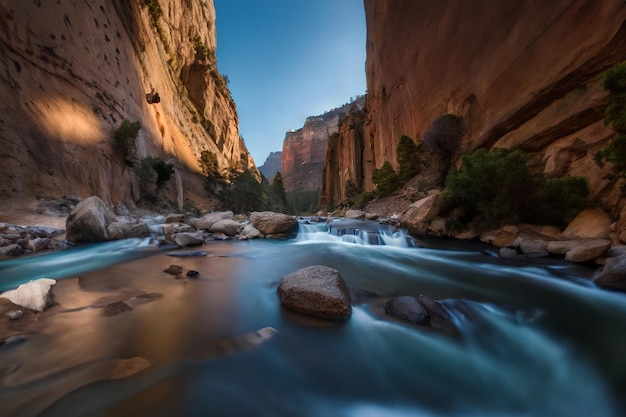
[{"x1": 214, "y1": 0, "x2": 366, "y2": 166}]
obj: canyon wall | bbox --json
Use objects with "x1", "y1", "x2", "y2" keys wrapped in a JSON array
[
  {"x1": 282, "y1": 98, "x2": 364, "y2": 192},
  {"x1": 323, "y1": 0, "x2": 626, "y2": 209},
  {"x1": 258, "y1": 151, "x2": 282, "y2": 182},
  {"x1": 0, "y1": 0, "x2": 256, "y2": 212}
]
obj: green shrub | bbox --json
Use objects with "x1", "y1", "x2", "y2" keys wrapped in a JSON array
[
  {"x1": 531, "y1": 176, "x2": 589, "y2": 227},
  {"x1": 267, "y1": 172, "x2": 287, "y2": 212},
  {"x1": 596, "y1": 61, "x2": 626, "y2": 178},
  {"x1": 113, "y1": 120, "x2": 141, "y2": 166},
  {"x1": 219, "y1": 170, "x2": 264, "y2": 214},
  {"x1": 286, "y1": 189, "x2": 320, "y2": 214},
  {"x1": 396, "y1": 135, "x2": 422, "y2": 182},
  {"x1": 345, "y1": 179, "x2": 360, "y2": 204},
  {"x1": 443, "y1": 148, "x2": 589, "y2": 228},
  {"x1": 353, "y1": 191, "x2": 373, "y2": 210},
  {"x1": 372, "y1": 161, "x2": 400, "y2": 196},
  {"x1": 135, "y1": 157, "x2": 174, "y2": 200},
  {"x1": 442, "y1": 148, "x2": 535, "y2": 226}
]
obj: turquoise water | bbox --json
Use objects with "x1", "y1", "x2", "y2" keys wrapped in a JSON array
[{"x1": 1, "y1": 221, "x2": 625, "y2": 416}]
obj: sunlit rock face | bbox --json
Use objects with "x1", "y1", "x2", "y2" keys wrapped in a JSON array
[
  {"x1": 0, "y1": 0, "x2": 256, "y2": 210},
  {"x1": 326, "y1": 0, "x2": 626, "y2": 212},
  {"x1": 282, "y1": 98, "x2": 364, "y2": 192}
]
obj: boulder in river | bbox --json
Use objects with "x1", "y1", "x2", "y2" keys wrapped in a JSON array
[
  {"x1": 250, "y1": 211, "x2": 298, "y2": 236},
  {"x1": 593, "y1": 254, "x2": 626, "y2": 291},
  {"x1": 190, "y1": 211, "x2": 234, "y2": 231},
  {"x1": 106, "y1": 221, "x2": 149, "y2": 240},
  {"x1": 277, "y1": 265, "x2": 352, "y2": 319},
  {"x1": 0, "y1": 278, "x2": 56, "y2": 312},
  {"x1": 210, "y1": 219, "x2": 242, "y2": 237},
  {"x1": 384, "y1": 296, "x2": 430, "y2": 325},
  {"x1": 66, "y1": 196, "x2": 117, "y2": 243}
]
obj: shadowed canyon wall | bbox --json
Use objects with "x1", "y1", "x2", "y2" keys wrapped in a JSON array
[
  {"x1": 0, "y1": 0, "x2": 256, "y2": 210},
  {"x1": 323, "y1": 0, "x2": 626, "y2": 209}
]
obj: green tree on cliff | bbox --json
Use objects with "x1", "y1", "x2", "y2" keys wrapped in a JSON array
[
  {"x1": 267, "y1": 172, "x2": 287, "y2": 212},
  {"x1": 396, "y1": 135, "x2": 422, "y2": 182},
  {"x1": 595, "y1": 61, "x2": 626, "y2": 179},
  {"x1": 220, "y1": 170, "x2": 264, "y2": 214},
  {"x1": 372, "y1": 161, "x2": 400, "y2": 197}
]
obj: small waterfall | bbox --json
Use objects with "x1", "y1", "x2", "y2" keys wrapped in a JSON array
[{"x1": 296, "y1": 219, "x2": 417, "y2": 248}]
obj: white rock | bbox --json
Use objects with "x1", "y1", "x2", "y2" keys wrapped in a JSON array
[{"x1": 0, "y1": 278, "x2": 56, "y2": 312}]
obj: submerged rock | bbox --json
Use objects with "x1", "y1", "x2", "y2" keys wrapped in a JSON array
[
  {"x1": 0, "y1": 278, "x2": 56, "y2": 312},
  {"x1": 277, "y1": 265, "x2": 352, "y2": 319},
  {"x1": 163, "y1": 265, "x2": 184, "y2": 276},
  {"x1": 385, "y1": 296, "x2": 430, "y2": 325}
]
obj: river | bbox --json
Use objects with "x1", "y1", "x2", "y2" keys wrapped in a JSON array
[{"x1": 0, "y1": 220, "x2": 625, "y2": 416}]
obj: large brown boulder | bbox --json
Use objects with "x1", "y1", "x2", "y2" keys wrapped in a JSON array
[
  {"x1": 106, "y1": 221, "x2": 149, "y2": 240},
  {"x1": 250, "y1": 211, "x2": 298, "y2": 235},
  {"x1": 66, "y1": 196, "x2": 117, "y2": 243},
  {"x1": 210, "y1": 219, "x2": 242, "y2": 237},
  {"x1": 563, "y1": 209, "x2": 611, "y2": 240},
  {"x1": 190, "y1": 211, "x2": 234, "y2": 231},
  {"x1": 400, "y1": 191, "x2": 441, "y2": 235},
  {"x1": 277, "y1": 265, "x2": 352, "y2": 319},
  {"x1": 547, "y1": 239, "x2": 611, "y2": 263}
]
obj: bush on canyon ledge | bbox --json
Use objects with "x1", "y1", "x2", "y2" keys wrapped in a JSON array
[
  {"x1": 113, "y1": 120, "x2": 141, "y2": 166},
  {"x1": 397, "y1": 135, "x2": 423, "y2": 182},
  {"x1": 442, "y1": 148, "x2": 588, "y2": 228},
  {"x1": 595, "y1": 61, "x2": 626, "y2": 179},
  {"x1": 372, "y1": 161, "x2": 400, "y2": 197}
]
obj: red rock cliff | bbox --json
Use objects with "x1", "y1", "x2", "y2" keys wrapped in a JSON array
[
  {"x1": 282, "y1": 98, "x2": 364, "y2": 192},
  {"x1": 0, "y1": 0, "x2": 256, "y2": 211},
  {"x1": 323, "y1": 0, "x2": 626, "y2": 208}
]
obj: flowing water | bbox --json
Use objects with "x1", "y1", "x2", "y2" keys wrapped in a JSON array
[{"x1": 1, "y1": 220, "x2": 625, "y2": 417}]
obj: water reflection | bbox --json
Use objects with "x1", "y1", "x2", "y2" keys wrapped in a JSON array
[{"x1": 0, "y1": 225, "x2": 625, "y2": 416}]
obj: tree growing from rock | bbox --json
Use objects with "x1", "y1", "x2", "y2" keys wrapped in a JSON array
[
  {"x1": 396, "y1": 135, "x2": 422, "y2": 182},
  {"x1": 595, "y1": 61, "x2": 626, "y2": 180},
  {"x1": 372, "y1": 161, "x2": 400, "y2": 197}
]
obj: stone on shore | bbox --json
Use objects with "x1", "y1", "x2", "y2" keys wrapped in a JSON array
[
  {"x1": 251, "y1": 211, "x2": 298, "y2": 236},
  {"x1": 547, "y1": 239, "x2": 611, "y2": 262},
  {"x1": 240, "y1": 224, "x2": 261, "y2": 239},
  {"x1": 0, "y1": 278, "x2": 56, "y2": 312},
  {"x1": 190, "y1": 211, "x2": 234, "y2": 231},
  {"x1": 66, "y1": 196, "x2": 117, "y2": 243},
  {"x1": 563, "y1": 208, "x2": 611, "y2": 240},
  {"x1": 277, "y1": 265, "x2": 352, "y2": 319},
  {"x1": 173, "y1": 232, "x2": 205, "y2": 247},
  {"x1": 210, "y1": 219, "x2": 242, "y2": 237},
  {"x1": 593, "y1": 254, "x2": 626, "y2": 291},
  {"x1": 400, "y1": 191, "x2": 441, "y2": 235},
  {"x1": 345, "y1": 210, "x2": 366, "y2": 220},
  {"x1": 106, "y1": 221, "x2": 149, "y2": 240}
]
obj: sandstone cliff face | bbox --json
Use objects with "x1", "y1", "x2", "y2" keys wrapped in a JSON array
[
  {"x1": 323, "y1": 0, "x2": 626, "y2": 210},
  {"x1": 282, "y1": 98, "x2": 364, "y2": 192},
  {"x1": 0, "y1": 0, "x2": 255, "y2": 211}
]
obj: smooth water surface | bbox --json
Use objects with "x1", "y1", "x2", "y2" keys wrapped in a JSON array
[{"x1": 1, "y1": 221, "x2": 625, "y2": 416}]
